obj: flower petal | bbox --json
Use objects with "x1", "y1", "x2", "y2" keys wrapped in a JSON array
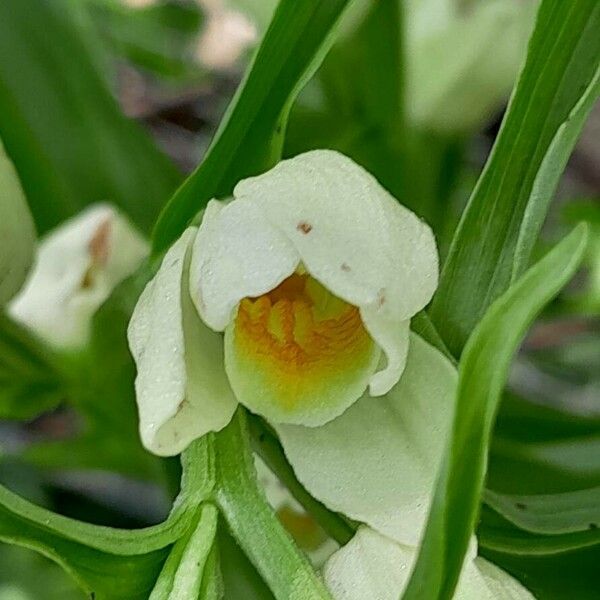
[
  {"x1": 128, "y1": 228, "x2": 237, "y2": 456},
  {"x1": 234, "y1": 150, "x2": 438, "y2": 392},
  {"x1": 275, "y1": 333, "x2": 456, "y2": 546},
  {"x1": 360, "y1": 311, "x2": 410, "y2": 396},
  {"x1": 9, "y1": 204, "x2": 147, "y2": 348},
  {"x1": 324, "y1": 528, "x2": 534, "y2": 600},
  {"x1": 189, "y1": 199, "x2": 299, "y2": 331}
]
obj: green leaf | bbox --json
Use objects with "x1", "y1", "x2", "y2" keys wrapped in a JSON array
[
  {"x1": 285, "y1": 0, "x2": 413, "y2": 209},
  {"x1": 0, "y1": 545, "x2": 82, "y2": 600},
  {"x1": 198, "y1": 541, "x2": 223, "y2": 600},
  {"x1": 489, "y1": 433, "x2": 600, "y2": 496},
  {"x1": 485, "y1": 487, "x2": 600, "y2": 535},
  {"x1": 0, "y1": 0, "x2": 180, "y2": 234},
  {"x1": 88, "y1": 0, "x2": 204, "y2": 82},
  {"x1": 488, "y1": 392, "x2": 600, "y2": 495},
  {"x1": 402, "y1": 223, "x2": 589, "y2": 600},
  {"x1": 430, "y1": 0, "x2": 600, "y2": 356},
  {"x1": 0, "y1": 314, "x2": 64, "y2": 421},
  {"x1": 478, "y1": 504, "x2": 600, "y2": 557},
  {"x1": 214, "y1": 410, "x2": 332, "y2": 600},
  {"x1": 483, "y1": 545, "x2": 600, "y2": 600},
  {"x1": 2, "y1": 438, "x2": 212, "y2": 554},
  {"x1": 410, "y1": 311, "x2": 455, "y2": 365},
  {"x1": 152, "y1": 0, "x2": 353, "y2": 254},
  {"x1": 0, "y1": 140, "x2": 35, "y2": 306},
  {"x1": 149, "y1": 503, "x2": 218, "y2": 600},
  {"x1": 0, "y1": 438, "x2": 213, "y2": 599}
]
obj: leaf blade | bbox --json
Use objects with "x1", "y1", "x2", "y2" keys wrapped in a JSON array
[
  {"x1": 402, "y1": 224, "x2": 589, "y2": 600},
  {"x1": 151, "y1": 0, "x2": 352, "y2": 254},
  {"x1": 430, "y1": 0, "x2": 600, "y2": 355}
]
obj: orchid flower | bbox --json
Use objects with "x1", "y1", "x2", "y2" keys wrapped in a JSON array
[
  {"x1": 129, "y1": 149, "x2": 535, "y2": 597},
  {"x1": 128, "y1": 149, "x2": 438, "y2": 455},
  {"x1": 9, "y1": 204, "x2": 148, "y2": 349}
]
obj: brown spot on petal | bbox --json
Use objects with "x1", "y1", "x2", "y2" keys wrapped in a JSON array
[
  {"x1": 297, "y1": 221, "x2": 313, "y2": 234},
  {"x1": 89, "y1": 218, "x2": 112, "y2": 266},
  {"x1": 377, "y1": 289, "x2": 386, "y2": 308},
  {"x1": 341, "y1": 263, "x2": 351, "y2": 272}
]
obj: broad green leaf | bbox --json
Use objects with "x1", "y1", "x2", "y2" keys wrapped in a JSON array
[
  {"x1": 0, "y1": 314, "x2": 63, "y2": 421},
  {"x1": 484, "y1": 487, "x2": 600, "y2": 535},
  {"x1": 410, "y1": 311, "x2": 455, "y2": 364},
  {"x1": 297, "y1": 0, "x2": 406, "y2": 202},
  {"x1": 563, "y1": 201, "x2": 600, "y2": 313},
  {"x1": 402, "y1": 224, "x2": 589, "y2": 600},
  {"x1": 430, "y1": 0, "x2": 600, "y2": 356},
  {"x1": 0, "y1": 518, "x2": 165, "y2": 600},
  {"x1": 0, "y1": 0, "x2": 180, "y2": 234},
  {"x1": 149, "y1": 504, "x2": 218, "y2": 600},
  {"x1": 0, "y1": 545, "x2": 82, "y2": 600},
  {"x1": 489, "y1": 392, "x2": 600, "y2": 494},
  {"x1": 489, "y1": 434, "x2": 600, "y2": 496},
  {"x1": 0, "y1": 439, "x2": 212, "y2": 598},
  {"x1": 1, "y1": 438, "x2": 212, "y2": 555},
  {"x1": 87, "y1": 0, "x2": 204, "y2": 82},
  {"x1": 213, "y1": 410, "x2": 332, "y2": 600},
  {"x1": 0, "y1": 141, "x2": 35, "y2": 306},
  {"x1": 483, "y1": 545, "x2": 600, "y2": 600},
  {"x1": 478, "y1": 505, "x2": 600, "y2": 557},
  {"x1": 152, "y1": 0, "x2": 353, "y2": 254}
]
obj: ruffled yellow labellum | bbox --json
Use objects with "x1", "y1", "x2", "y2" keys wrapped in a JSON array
[{"x1": 224, "y1": 273, "x2": 381, "y2": 426}]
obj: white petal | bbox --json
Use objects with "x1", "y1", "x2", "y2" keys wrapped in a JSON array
[
  {"x1": 324, "y1": 528, "x2": 413, "y2": 600},
  {"x1": 360, "y1": 312, "x2": 410, "y2": 396},
  {"x1": 128, "y1": 228, "x2": 237, "y2": 456},
  {"x1": 189, "y1": 199, "x2": 299, "y2": 331},
  {"x1": 234, "y1": 150, "x2": 438, "y2": 391},
  {"x1": 474, "y1": 557, "x2": 536, "y2": 600},
  {"x1": 276, "y1": 333, "x2": 456, "y2": 546},
  {"x1": 9, "y1": 204, "x2": 147, "y2": 348},
  {"x1": 324, "y1": 528, "x2": 534, "y2": 600},
  {"x1": 407, "y1": 0, "x2": 536, "y2": 132}
]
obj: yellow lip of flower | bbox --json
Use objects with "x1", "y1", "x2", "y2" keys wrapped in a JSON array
[{"x1": 225, "y1": 272, "x2": 380, "y2": 424}]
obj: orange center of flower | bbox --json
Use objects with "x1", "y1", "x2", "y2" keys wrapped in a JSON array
[{"x1": 232, "y1": 273, "x2": 374, "y2": 407}]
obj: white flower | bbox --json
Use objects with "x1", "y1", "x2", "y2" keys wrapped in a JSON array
[
  {"x1": 405, "y1": 0, "x2": 538, "y2": 131},
  {"x1": 9, "y1": 204, "x2": 148, "y2": 348},
  {"x1": 128, "y1": 149, "x2": 534, "y2": 598},
  {"x1": 128, "y1": 149, "x2": 437, "y2": 455}
]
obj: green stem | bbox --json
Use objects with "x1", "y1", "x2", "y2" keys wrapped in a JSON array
[{"x1": 213, "y1": 409, "x2": 332, "y2": 600}]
